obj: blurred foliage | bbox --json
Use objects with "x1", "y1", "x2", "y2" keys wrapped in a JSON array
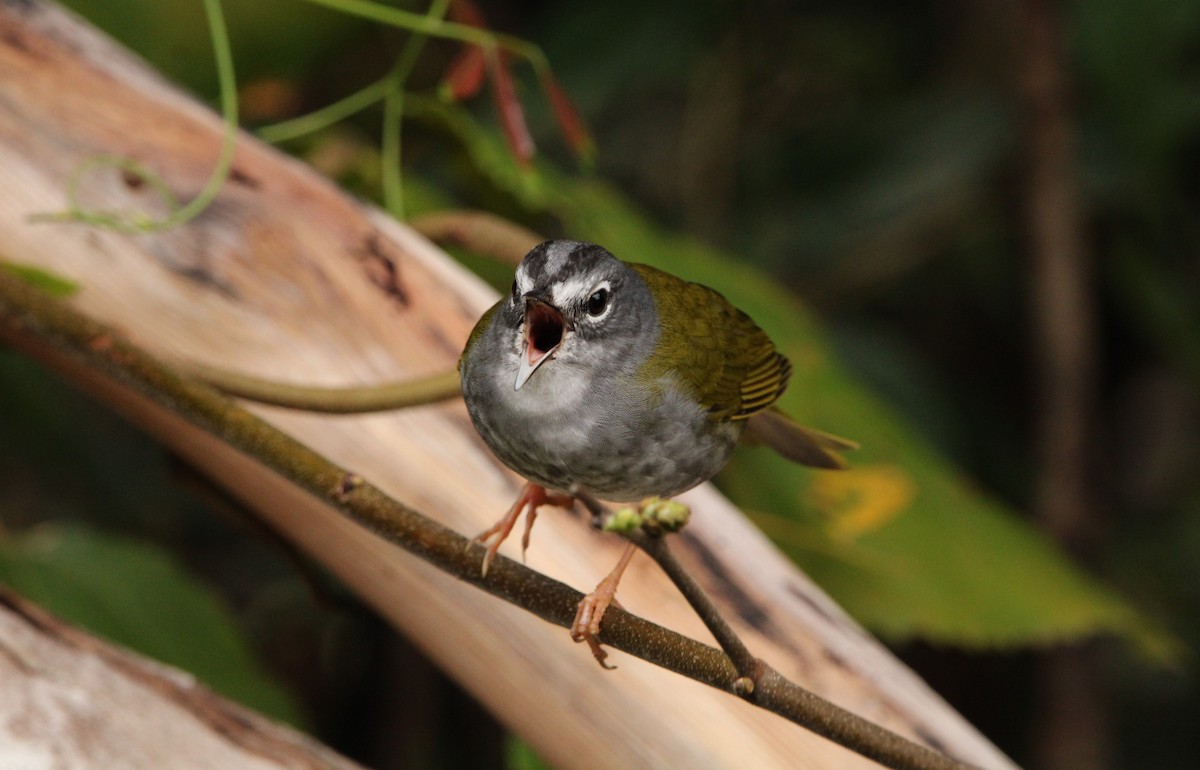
[
  {"x1": 0, "y1": 349, "x2": 300, "y2": 725},
  {"x1": 62, "y1": 0, "x2": 367, "y2": 89},
  {"x1": 504, "y1": 737, "x2": 553, "y2": 770},
  {"x1": 0, "y1": 263, "x2": 79, "y2": 297},
  {"x1": 7, "y1": 0, "x2": 1200, "y2": 767},
  {"x1": 0, "y1": 524, "x2": 301, "y2": 725}
]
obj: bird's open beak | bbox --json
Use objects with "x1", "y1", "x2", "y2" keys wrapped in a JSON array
[{"x1": 515, "y1": 298, "x2": 567, "y2": 390}]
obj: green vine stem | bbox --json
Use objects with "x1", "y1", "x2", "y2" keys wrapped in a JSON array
[
  {"x1": 186, "y1": 362, "x2": 461, "y2": 413},
  {"x1": 38, "y1": 0, "x2": 556, "y2": 233},
  {"x1": 378, "y1": 0, "x2": 450, "y2": 217},
  {"x1": 31, "y1": 0, "x2": 238, "y2": 233},
  {"x1": 297, "y1": 0, "x2": 548, "y2": 70},
  {"x1": 256, "y1": 78, "x2": 391, "y2": 145},
  {"x1": 185, "y1": 207, "x2": 547, "y2": 414},
  {"x1": 265, "y1": 0, "x2": 555, "y2": 218},
  {"x1": 0, "y1": 264, "x2": 980, "y2": 770}
]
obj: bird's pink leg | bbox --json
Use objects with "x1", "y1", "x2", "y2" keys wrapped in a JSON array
[
  {"x1": 571, "y1": 541, "x2": 638, "y2": 669},
  {"x1": 472, "y1": 482, "x2": 573, "y2": 576}
]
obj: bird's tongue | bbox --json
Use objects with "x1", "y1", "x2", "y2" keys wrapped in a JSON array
[{"x1": 515, "y1": 301, "x2": 564, "y2": 390}]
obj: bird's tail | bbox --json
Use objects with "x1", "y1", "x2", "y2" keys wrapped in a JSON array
[{"x1": 742, "y1": 408, "x2": 858, "y2": 470}]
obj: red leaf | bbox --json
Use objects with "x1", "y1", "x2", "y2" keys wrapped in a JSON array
[
  {"x1": 440, "y1": 1, "x2": 489, "y2": 102},
  {"x1": 441, "y1": 46, "x2": 487, "y2": 101},
  {"x1": 488, "y1": 51, "x2": 535, "y2": 166},
  {"x1": 539, "y1": 70, "x2": 595, "y2": 166},
  {"x1": 449, "y1": 0, "x2": 487, "y2": 28}
]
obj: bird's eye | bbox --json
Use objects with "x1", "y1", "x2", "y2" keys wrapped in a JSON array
[
  {"x1": 510, "y1": 279, "x2": 519, "y2": 303},
  {"x1": 587, "y1": 288, "x2": 610, "y2": 317}
]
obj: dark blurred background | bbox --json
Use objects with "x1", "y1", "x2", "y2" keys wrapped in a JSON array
[{"x1": 2, "y1": 1, "x2": 1199, "y2": 768}]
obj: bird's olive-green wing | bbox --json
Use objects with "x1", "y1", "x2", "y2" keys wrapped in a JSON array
[
  {"x1": 631, "y1": 263, "x2": 790, "y2": 421},
  {"x1": 458, "y1": 300, "x2": 501, "y2": 371}
]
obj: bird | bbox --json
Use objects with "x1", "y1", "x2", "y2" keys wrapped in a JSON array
[{"x1": 458, "y1": 239, "x2": 855, "y2": 665}]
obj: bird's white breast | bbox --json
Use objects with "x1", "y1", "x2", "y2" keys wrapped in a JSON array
[{"x1": 490, "y1": 357, "x2": 599, "y2": 452}]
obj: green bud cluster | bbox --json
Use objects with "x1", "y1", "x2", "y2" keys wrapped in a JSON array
[{"x1": 601, "y1": 497, "x2": 691, "y2": 535}]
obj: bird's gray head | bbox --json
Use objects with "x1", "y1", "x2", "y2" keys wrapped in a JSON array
[{"x1": 501, "y1": 240, "x2": 656, "y2": 390}]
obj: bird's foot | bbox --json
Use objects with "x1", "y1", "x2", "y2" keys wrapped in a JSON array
[
  {"x1": 470, "y1": 482, "x2": 574, "y2": 576},
  {"x1": 571, "y1": 541, "x2": 637, "y2": 669}
]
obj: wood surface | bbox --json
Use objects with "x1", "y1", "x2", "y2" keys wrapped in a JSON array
[
  {"x1": 0, "y1": 588, "x2": 367, "y2": 770},
  {"x1": 0, "y1": 3, "x2": 1016, "y2": 768}
]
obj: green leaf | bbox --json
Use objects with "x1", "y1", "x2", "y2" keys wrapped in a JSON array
[
  {"x1": 0, "y1": 262, "x2": 80, "y2": 297},
  {"x1": 528, "y1": 171, "x2": 1174, "y2": 658},
  {"x1": 0, "y1": 524, "x2": 303, "y2": 724},
  {"x1": 328, "y1": 67, "x2": 1172, "y2": 656},
  {"x1": 505, "y1": 736, "x2": 554, "y2": 770}
]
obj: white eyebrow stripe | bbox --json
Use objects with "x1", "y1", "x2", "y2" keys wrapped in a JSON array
[
  {"x1": 551, "y1": 275, "x2": 599, "y2": 307},
  {"x1": 515, "y1": 262, "x2": 534, "y2": 295}
]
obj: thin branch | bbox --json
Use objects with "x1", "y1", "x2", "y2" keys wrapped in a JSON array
[
  {"x1": 578, "y1": 496, "x2": 976, "y2": 770},
  {"x1": 409, "y1": 209, "x2": 543, "y2": 267},
  {"x1": 1019, "y1": 0, "x2": 1097, "y2": 549},
  {"x1": 631, "y1": 533, "x2": 760, "y2": 678},
  {"x1": 0, "y1": 266, "x2": 978, "y2": 770},
  {"x1": 575, "y1": 492, "x2": 758, "y2": 678},
  {"x1": 1016, "y1": 1, "x2": 1106, "y2": 767}
]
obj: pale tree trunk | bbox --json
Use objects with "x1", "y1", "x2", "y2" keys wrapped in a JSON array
[
  {"x1": 0, "y1": 3, "x2": 1015, "y2": 769},
  {"x1": 0, "y1": 588, "x2": 368, "y2": 770}
]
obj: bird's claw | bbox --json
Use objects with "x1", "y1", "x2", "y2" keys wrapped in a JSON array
[
  {"x1": 469, "y1": 510, "x2": 518, "y2": 578},
  {"x1": 578, "y1": 632, "x2": 614, "y2": 670},
  {"x1": 572, "y1": 591, "x2": 622, "y2": 670},
  {"x1": 471, "y1": 483, "x2": 574, "y2": 576},
  {"x1": 571, "y1": 541, "x2": 637, "y2": 669}
]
